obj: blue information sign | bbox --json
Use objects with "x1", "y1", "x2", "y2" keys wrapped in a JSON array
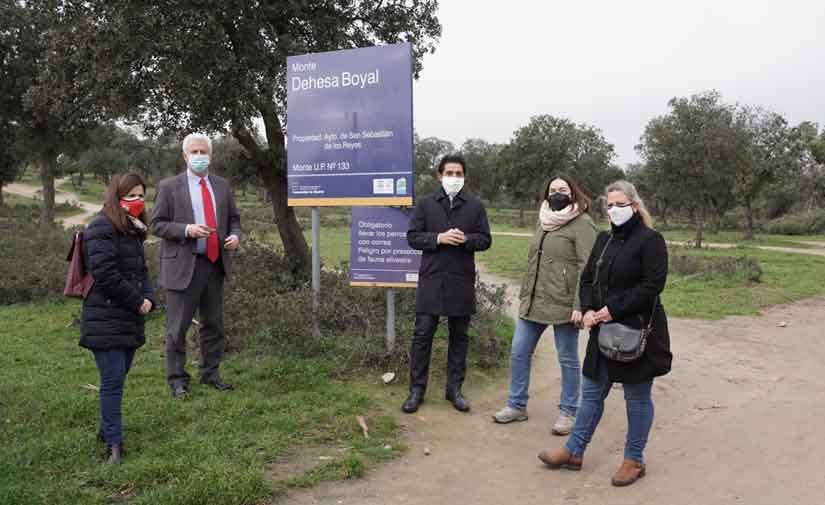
[
  {"x1": 350, "y1": 207, "x2": 421, "y2": 288},
  {"x1": 287, "y1": 43, "x2": 413, "y2": 206}
]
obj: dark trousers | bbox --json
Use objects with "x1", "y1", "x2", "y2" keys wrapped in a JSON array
[
  {"x1": 409, "y1": 313, "x2": 471, "y2": 393},
  {"x1": 92, "y1": 348, "x2": 136, "y2": 446},
  {"x1": 165, "y1": 255, "x2": 225, "y2": 387}
]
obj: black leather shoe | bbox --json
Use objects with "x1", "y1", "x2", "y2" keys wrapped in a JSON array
[
  {"x1": 106, "y1": 444, "x2": 123, "y2": 465},
  {"x1": 446, "y1": 390, "x2": 470, "y2": 412},
  {"x1": 171, "y1": 384, "x2": 189, "y2": 399},
  {"x1": 401, "y1": 390, "x2": 424, "y2": 413},
  {"x1": 201, "y1": 377, "x2": 234, "y2": 391}
]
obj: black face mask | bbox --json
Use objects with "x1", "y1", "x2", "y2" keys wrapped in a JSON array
[{"x1": 548, "y1": 192, "x2": 572, "y2": 211}]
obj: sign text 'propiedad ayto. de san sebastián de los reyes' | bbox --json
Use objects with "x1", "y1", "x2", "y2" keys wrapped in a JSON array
[{"x1": 286, "y1": 43, "x2": 413, "y2": 206}]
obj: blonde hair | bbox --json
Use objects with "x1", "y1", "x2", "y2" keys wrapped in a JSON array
[{"x1": 605, "y1": 180, "x2": 654, "y2": 229}]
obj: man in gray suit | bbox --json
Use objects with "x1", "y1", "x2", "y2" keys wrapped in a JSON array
[{"x1": 152, "y1": 133, "x2": 241, "y2": 398}]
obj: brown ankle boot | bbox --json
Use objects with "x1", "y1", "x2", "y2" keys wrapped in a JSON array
[
  {"x1": 611, "y1": 459, "x2": 645, "y2": 486},
  {"x1": 537, "y1": 447, "x2": 582, "y2": 470}
]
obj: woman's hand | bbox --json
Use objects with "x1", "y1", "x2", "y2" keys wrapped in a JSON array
[
  {"x1": 570, "y1": 310, "x2": 583, "y2": 328},
  {"x1": 582, "y1": 310, "x2": 597, "y2": 329},
  {"x1": 592, "y1": 306, "x2": 613, "y2": 324},
  {"x1": 138, "y1": 298, "x2": 152, "y2": 315}
]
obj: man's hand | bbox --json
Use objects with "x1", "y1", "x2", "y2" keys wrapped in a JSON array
[
  {"x1": 224, "y1": 235, "x2": 240, "y2": 251},
  {"x1": 437, "y1": 228, "x2": 466, "y2": 246},
  {"x1": 138, "y1": 298, "x2": 152, "y2": 315},
  {"x1": 186, "y1": 224, "x2": 214, "y2": 239}
]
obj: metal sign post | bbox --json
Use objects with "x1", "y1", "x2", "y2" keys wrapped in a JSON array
[
  {"x1": 311, "y1": 207, "x2": 321, "y2": 338},
  {"x1": 385, "y1": 288, "x2": 396, "y2": 352}
]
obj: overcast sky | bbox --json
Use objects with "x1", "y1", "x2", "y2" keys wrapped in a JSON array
[{"x1": 412, "y1": 0, "x2": 825, "y2": 165}]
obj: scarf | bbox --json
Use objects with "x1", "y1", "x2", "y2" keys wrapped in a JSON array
[
  {"x1": 539, "y1": 200, "x2": 581, "y2": 232},
  {"x1": 128, "y1": 215, "x2": 148, "y2": 237}
]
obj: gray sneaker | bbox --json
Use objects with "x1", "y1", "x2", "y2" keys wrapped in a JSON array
[
  {"x1": 551, "y1": 413, "x2": 575, "y2": 435},
  {"x1": 492, "y1": 406, "x2": 528, "y2": 424}
]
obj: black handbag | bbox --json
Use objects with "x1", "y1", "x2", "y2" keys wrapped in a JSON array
[
  {"x1": 591, "y1": 234, "x2": 657, "y2": 363},
  {"x1": 597, "y1": 301, "x2": 657, "y2": 363}
]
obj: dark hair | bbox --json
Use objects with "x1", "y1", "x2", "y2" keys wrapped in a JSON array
[
  {"x1": 102, "y1": 172, "x2": 149, "y2": 235},
  {"x1": 437, "y1": 154, "x2": 467, "y2": 175},
  {"x1": 542, "y1": 174, "x2": 591, "y2": 213}
]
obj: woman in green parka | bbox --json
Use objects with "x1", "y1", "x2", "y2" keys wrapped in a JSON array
[{"x1": 493, "y1": 175, "x2": 598, "y2": 435}]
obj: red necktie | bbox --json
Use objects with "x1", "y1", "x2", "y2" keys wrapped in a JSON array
[{"x1": 200, "y1": 179, "x2": 219, "y2": 263}]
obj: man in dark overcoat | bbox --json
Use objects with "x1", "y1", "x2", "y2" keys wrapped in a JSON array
[{"x1": 403, "y1": 154, "x2": 492, "y2": 413}]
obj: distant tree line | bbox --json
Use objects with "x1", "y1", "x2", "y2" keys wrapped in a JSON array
[
  {"x1": 417, "y1": 91, "x2": 825, "y2": 246},
  {"x1": 2, "y1": 1, "x2": 824, "y2": 263}
]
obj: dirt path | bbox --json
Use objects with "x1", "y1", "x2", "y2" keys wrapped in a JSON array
[
  {"x1": 284, "y1": 272, "x2": 825, "y2": 505},
  {"x1": 755, "y1": 245, "x2": 825, "y2": 257},
  {"x1": 4, "y1": 178, "x2": 100, "y2": 227}
]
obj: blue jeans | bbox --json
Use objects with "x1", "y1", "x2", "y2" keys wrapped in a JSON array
[
  {"x1": 507, "y1": 319, "x2": 581, "y2": 416},
  {"x1": 92, "y1": 349, "x2": 136, "y2": 446},
  {"x1": 565, "y1": 358, "x2": 654, "y2": 463}
]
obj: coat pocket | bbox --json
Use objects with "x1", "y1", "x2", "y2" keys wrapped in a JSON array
[{"x1": 160, "y1": 245, "x2": 178, "y2": 259}]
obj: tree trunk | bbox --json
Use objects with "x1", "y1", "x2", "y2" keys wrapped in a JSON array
[
  {"x1": 518, "y1": 204, "x2": 525, "y2": 228},
  {"x1": 743, "y1": 199, "x2": 755, "y2": 240},
  {"x1": 694, "y1": 207, "x2": 704, "y2": 249},
  {"x1": 39, "y1": 152, "x2": 56, "y2": 225},
  {"x1": 233, "y1": 108, "x2": 310, "y2": 274},
  {"x1": 0, "y1": 183, "x2": 4, "y2": 206},
  {"x1": 660, "y1": 201, "x2": 669, "y2": 228},
  {"x1": 709, "y1": 211, "x2": 721, "y2": 235}
]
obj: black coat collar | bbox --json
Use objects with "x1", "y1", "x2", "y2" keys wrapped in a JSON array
[
  {"x1": 435, "y1": 188, "x2": 467, "y2": 211},
  {"x1": 435, "y1": 187, "x2": 466, "y2": 201}
]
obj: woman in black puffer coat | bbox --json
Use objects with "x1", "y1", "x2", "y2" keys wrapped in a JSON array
[{"x1": 81, "y1": 173, "x2": 155, "y2": 464}]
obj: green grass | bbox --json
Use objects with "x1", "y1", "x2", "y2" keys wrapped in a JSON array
[
  {"x1": 2, "y1": 191, "x2": 37, "y2": 207},
  {"x1": 489, "y1": 223, "x2": 825, "y2": 249},
  {"x1": 2, "y1": 191, "x2": 85, "y2": 218},
  {"x1": 249, "y1": 226, "x2": 355, "y2": 269},
  {"x1": 0, "y1": 300, "x2": 405, "y2": 505},
  {"x1": 57, "y1": 178, "x2": 160, "y2": 206},
  {"x1": 58, "y1": 178, "x2": 110, "y2": 205},
  {"x1": 478, "y1": 234, "x2": 825, "y2": 319},
  {"x1": 664, "y1": 246, "x2": 825, "y2": 318},
  {"x1": 72, "y1": 179, "x2": 107, "y2": 205},
  {"x1": 17, "y1": 168, "x2": 40, "y2": 184},
  {"x1": 479, "y1": 234, "x2": 531, "y2": 279},
  {"x1": 660, "y1": 229, "x2": 825, "y2": 249}
]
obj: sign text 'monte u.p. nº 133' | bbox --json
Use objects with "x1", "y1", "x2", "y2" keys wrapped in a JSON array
[{"x1": 286, "y1": 43, "x2": 413, "y2": 207}]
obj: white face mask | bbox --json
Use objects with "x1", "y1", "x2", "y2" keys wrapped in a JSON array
[
  {"x1": 607, "y1": 204, "x2": 634, "y2": 226},
  {"x1": 442, "y1": 176, "x2": 464, "y2": 196}
]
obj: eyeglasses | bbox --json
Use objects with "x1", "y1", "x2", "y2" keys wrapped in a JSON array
[{"x1": 605, "y1": 202, "x2": 632, "y2": 210}]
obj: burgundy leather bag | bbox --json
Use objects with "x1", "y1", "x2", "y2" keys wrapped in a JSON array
[{"x1": 64, "y1": 231, "x2": 94, "y2": 298}]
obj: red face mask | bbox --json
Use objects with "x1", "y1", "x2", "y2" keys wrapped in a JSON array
[{"x1": 120, "y1": 197, "x2": 145, "y2": 218}]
